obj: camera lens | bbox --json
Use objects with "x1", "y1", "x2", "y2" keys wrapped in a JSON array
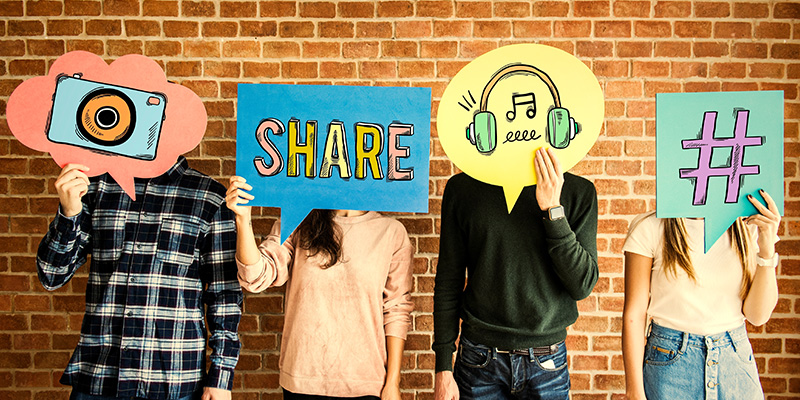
[{"x1": 95, "y1": 106, "x2": 119, "y2": 129}]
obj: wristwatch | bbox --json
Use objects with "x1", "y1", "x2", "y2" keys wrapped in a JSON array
[
  {"x1": 756, "y1": 252, "x2": 778, "y2": 268},
  {"x1": 545, "y1": 205, "x2": 565, "y2": 221}
]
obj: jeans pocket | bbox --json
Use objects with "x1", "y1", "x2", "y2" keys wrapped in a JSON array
[
  {"x1": 534, "y1": 342, "x2": 568, "y2": 371},
  {"x1": 644, "y1": 335, "x2": 683, "y2": 366},
  {"x1": 733, "y1": 338, "x2": 755, "y2": 364},
  {"x1": 458, "y1": 338, "x2": 492, "y2": 369}
]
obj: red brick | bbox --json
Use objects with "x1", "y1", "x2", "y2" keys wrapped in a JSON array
[
  {"x1": 220, "y1": 1, "x2": 256, "y2": 17},
  {"x1": 634, "y1": 21, "x2": 671, "y2": 38},
  {"x1": 494, "y1": 1, "x2": 529, "y2": 17},
  {"x1": 359, "y1": 61, "x2": 396, "y2": 79},
  {"x1": 474, "y1": 21, "x2": 511, "y2": 38},
  {"x1": 318, "y1": 21, "x2": 353, "y2": 38},
  {"x1": 675, "y1": 21, "x2": 711, "y2": 38},
  {"x1": 734, "y1": 2, "x2": 768, "y2": 18},
  {"x1": 125, "y1": 20, "x2": 160, "y2": 36},
  {"x1": 694, "y1": 42, "x2": 729, "y2": 57},
  {"x1": 715, "y1": 22, "x2": 752, "y2": 39},
  {"x1": 617, "y1": 41, "x2": 652, "y2": 58},
  {"x1": 756, "y1": 22, "x2": 791, "y2": 39},
  {"x1": 774, "y1": 2, "x2": 800, "y2": 19},
  {"x1": 575, "y1": 1, "x2": 610, "y2": 17},
  {"x1": 378, "y1": 1, "x2": 413, "y2": 17},
  {"x1": 577, "y1": 41, "x2": 613, "y2": 58},
  {"x1": 64, "y1": 0, "x2": 101, "y2": 15},
  {"x1": 534, "y1": 1, "x2": 569, "y2": 17},
  {"x1": 279, "y1": 21, "x2": 315, "y2": 38},
  {"x1": 163, "y1": 20, "x2": 198, "y2": 37},
  {"x1": 654, "y1": 1, "x2": 691, "y2": 17},
  {"x1": 513, "y1": 21, "x2": 552, "y2": 38},
  {"x1": 455, "y1": 1, "x2": 491, "y2": 17},
  {"x1": 772, "y1": 44, "x2": 800, "y2": 60},
  {"x1": 103, "y1": 0, "x2": 140, "y2": 15},
  {"x1": 732, "y1": 43, "x2": 768, "y2": 59},
  {"x1": 283, "y1": 61, "x2": 318, "y2": 79},
  {"x1": 0, "y1": 40, "x2": 26, "y2": 56},
  {"x1": 695, "y1": 2, "x2": 729, "y2": 17},
  {"x1": 396, "y1": 21, "x2": 432, "y2": 38},
  {"x1": 339, "y1": 1, "x2": 373, "y2": 17},
  {"x1": 434, "y1": 20, "x2": 471, "y2": 37},
  {"x1": 264, "y1": 41, "x2": 300, "y2": 58},
  {"x1": 260, "y1": 1, "x2": 296, "y2": 17},
  {"x1": 143, "y1": 0, "x2": 178, "y2": 16},
  {"x1": 144, "y1": 40, "x2": 181, "y2": 57},
  {"x1": 399, "y1": 61, "x2": 434, "y2": 78},
  {"x1": 0, "y1": 1, "x2": 23, "y2": 16},
  {"x1": 243, "y1": 62, "x2": 280, "y2": 78},
  {"x1": 0, "y1": 314, "x2": 28, "y2": 330},
  {"x1": 223, "y1": 41, "x2": 261, "y2": 58},
  {"x1": 181, "y1": 1, "x2": 215, "y2": 17},
  {"x1": 555, "y1": 21, "x2": 591, "y2": 37},
  {"x1": 356, "y1": 21, "x2": 392, "y2": 38},
  {"x1": 8, "y1": 20, "x2": 44, "y2": 36},
  {"x1": 86, "y1": 19, "x2": 121, "y2": 36},
  {"x1": 710, "y1": 62, "x2": 746, "y2": 78},
  {"x1": 300, "y1": 1, "x2": 335, "y2": 17},
  {"x1": 342, "y1": 41, "x2": 378, "y2": 58},
  {"x1": 34, "y1": 351, "x2": 70, "y2": 368},
  {"x1": 655, "y1": 41, "x2": 690, "y2": 58},
  {"x1": 166, "y1": 61, "x2": 201, "y2": 77},
  {"x1": 382, "y1": 41, "x2": 417, "y2": 58},
  {"x1": 202, "y1": 21, "x2": 237, "y2": 37},
  {"x1": 46, "y1": 20, "x2": 83, "y2": 36}
]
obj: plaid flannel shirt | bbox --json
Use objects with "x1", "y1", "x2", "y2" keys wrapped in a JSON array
[{"x1": 36, "y1": 157, "x2": 242, "y2": 399}]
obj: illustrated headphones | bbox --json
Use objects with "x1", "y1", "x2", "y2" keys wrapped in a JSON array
[{"x1": 465, "y1": 64, "x2": 579, "y2": 154}]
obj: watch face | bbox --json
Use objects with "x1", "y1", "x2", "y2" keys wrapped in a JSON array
[{"x1": 549, "y1": 206, "x2": 565, "y2": 220}]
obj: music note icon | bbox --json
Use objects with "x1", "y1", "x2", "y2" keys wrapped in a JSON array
[{"x1": 506, "y1": 93, "x2": 536, "y2": 121}]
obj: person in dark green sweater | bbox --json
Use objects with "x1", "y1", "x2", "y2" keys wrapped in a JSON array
[{"x1": 433, "y1": 148, "x2": 598, "y2": 400}]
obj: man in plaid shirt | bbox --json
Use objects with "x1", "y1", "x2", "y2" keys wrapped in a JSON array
[{"x1": 37, "y1": 157, "x2": 242, "y2": 400}]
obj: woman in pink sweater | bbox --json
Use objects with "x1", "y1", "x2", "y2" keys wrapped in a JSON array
[{"x1": 226, "y1": 176, "x2": 414, "y2": 400}]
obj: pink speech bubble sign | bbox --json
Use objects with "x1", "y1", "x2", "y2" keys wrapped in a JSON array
[{"x1": 7, "y1": 51, "x2": 207, "y2": 199}]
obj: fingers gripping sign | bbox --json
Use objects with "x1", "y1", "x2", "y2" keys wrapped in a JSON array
[{"x1": 55, "y1": 164, "x2": 91, "y2": 217}]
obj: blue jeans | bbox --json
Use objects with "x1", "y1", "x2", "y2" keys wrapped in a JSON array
[
  {"x1": 70, "y1": 390, "x2": 200, "y2": 400},
  {"x1": 453, "y1": 336, "x2": 570, "y2": 400},
  {"x1": 643, "y1": 322, "x2": 764, "y2": 400}
]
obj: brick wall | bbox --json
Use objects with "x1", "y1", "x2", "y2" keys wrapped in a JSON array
[{"x1": 0, "y1": 1, "x2": 798, "y2": 399}]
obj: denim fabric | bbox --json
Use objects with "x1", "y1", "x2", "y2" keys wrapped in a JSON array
[
  {"x1": 70, "y1": 389, "x2": 199, "y2": 400},
  {"x1": 453, "y1": 336, "x2": 570, "y2": 400},
  {"x1": 643, "y1": 322, "x2": 763, "y2": 400}
]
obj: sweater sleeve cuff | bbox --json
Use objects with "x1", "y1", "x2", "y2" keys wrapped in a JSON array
[
  {"x1": 205, "y1": 365, "x2": 235, "y2": 391},
  {"x1": 434, "y1": 348, "x2": 455, "y2": 372},
  {"x1": 542, "y1": 216, "x2": 574, "y2": 240}
]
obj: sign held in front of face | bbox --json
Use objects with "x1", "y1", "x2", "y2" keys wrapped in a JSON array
[
  {"x1": 236, "y1": 84, "x2": 431, "y2": 241},
  {"x1": 437, "y1": 44, "x2": 605, "y2": 212},
  {"x1": 656, "y1": 90, "x2": 784, "y2": 252},
  {"x1": 6, "y1": 51, "x2": 207, "y2": 200}
]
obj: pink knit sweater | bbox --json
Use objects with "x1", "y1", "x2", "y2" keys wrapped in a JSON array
[{"x1": 237, "y1": 211, "x2": 414, "y2": 396}]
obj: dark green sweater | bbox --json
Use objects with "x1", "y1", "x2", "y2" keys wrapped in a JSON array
[{"x1": 433, "y1": 172, "x2": 598, "y2": 372}]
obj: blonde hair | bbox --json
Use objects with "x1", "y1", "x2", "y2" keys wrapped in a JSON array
[{"x1": 662, "y1": 216, "x2": 755, "y2": 299}]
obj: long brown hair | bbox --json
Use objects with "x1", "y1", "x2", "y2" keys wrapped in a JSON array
[
  {"x1": 662, "y1": 216, "x2": 755, "y2": 299},
  {"x1": 294, "y1": 209, "x2": 343, "y2": 268}
]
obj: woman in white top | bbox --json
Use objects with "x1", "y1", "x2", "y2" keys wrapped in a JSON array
[{"x1": 622, "y1": 190, "x2": 780, "y2": 400}]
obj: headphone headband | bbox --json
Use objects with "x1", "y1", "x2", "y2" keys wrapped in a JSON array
[{"x1": 479, "y1": 64, "x2": 561, "y2": 112}]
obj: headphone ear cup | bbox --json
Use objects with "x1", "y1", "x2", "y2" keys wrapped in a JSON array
[
  {"x1": 547, "y1": 107, "x2": 575, "y2": 149},
  {"x1": 472, "y1": 111, "x2": 497, "y2": 154}
]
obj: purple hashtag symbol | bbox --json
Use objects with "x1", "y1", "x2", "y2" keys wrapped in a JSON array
[{"x1": 679, "y1": 110, "x2": 762, "y2": 205}]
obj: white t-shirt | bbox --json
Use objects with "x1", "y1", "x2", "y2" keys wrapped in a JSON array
[{"x1": 623, "y1": 213, "x2": 747, "y2": 335}]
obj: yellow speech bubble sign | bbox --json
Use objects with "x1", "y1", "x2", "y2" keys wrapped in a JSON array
[{"x1": 437, "y1": 44, "x2": 604, "y2": 212}]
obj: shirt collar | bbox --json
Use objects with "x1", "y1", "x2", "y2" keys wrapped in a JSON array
[{"x1": 144, "y1": 156, "x2": 188, "y2": 184}]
